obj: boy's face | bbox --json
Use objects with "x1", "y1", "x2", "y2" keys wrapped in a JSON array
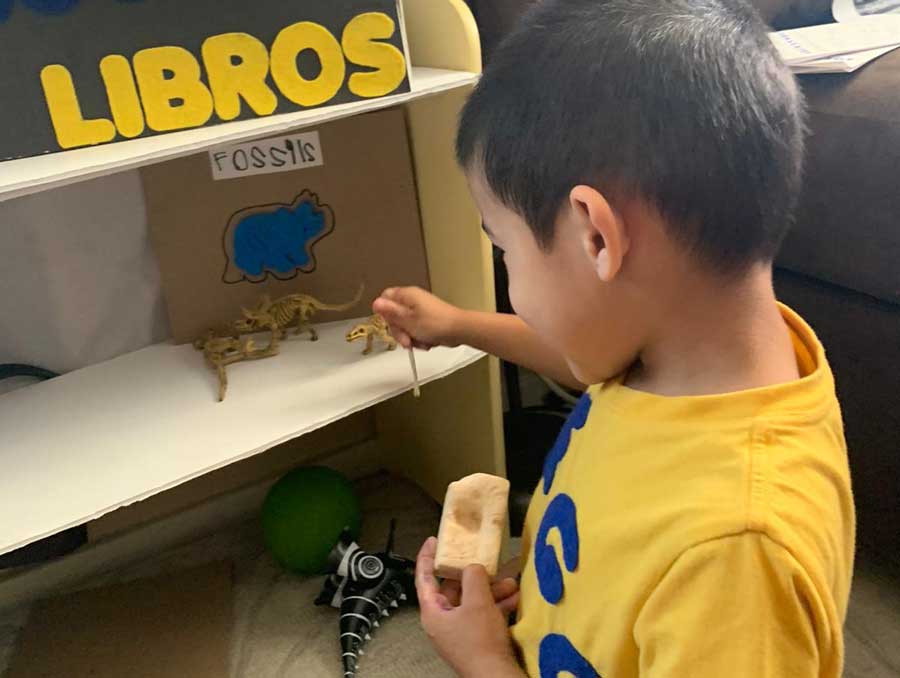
[{"x1": 468, "y1": 174, "x2": 642, "y2": 385}]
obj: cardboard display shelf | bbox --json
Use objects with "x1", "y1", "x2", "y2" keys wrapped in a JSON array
[
  {"x1": 0, "y1": 67, "x2": 478, "y2": 203},
  {"x1": 144, "y1": 107, "x2": 430, "y2": 345},
  {"x1": 0, "y1": 318, "x2": 485, "y2": 558}
]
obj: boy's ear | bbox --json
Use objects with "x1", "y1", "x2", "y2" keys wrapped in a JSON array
[{"x1": 569, "y1": 185, "x2": 629, "y2": 283}]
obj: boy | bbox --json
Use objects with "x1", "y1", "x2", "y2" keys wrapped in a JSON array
[{"x1": 375, "y1": 1, "x2": 855, "y2": 676}]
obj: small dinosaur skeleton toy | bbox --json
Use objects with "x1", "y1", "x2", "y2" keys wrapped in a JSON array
[
  {"x1": 346, "y1": 314, "x2": 420, "y2": 397},
  {"x1": 193, "y1": 333, "x2": 278, "y2": 401},
  {"x1": 235, "y1": 283, "x2": 364, "y2": 348},
  {"x1": 315, "y1": 520, "x2": 416, "y2": 678},
  {"x1": 194, "y1": 284, "x2": 367, "y2": 401},
  {"x1": 345, "y1": 315, "x2": 397, "y2": 355}
]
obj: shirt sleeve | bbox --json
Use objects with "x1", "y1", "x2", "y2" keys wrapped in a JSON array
[{"x1": 633, "y1": 532, "x2": 833, "y2": 678}]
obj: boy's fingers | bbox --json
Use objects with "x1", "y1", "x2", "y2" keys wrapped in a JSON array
[
  {"x1": 497, "y1": 591, "x2": 520, "y2": 617},
  {"x1": 371, "y1": 299, "x2": 415, "y2": 348},
  {"x1": 439, "y1": 578, "x2": 462, "y2": 607},
  {"x1": 491, "y1": 577, "x2": 518, "y2": 602},
  {"x1": 392, "y1": 328, "x2": 413, "y2": 349},
  {"x1": 372, "y1": 297, "x2": 411, "y2": 323},
  {"x1": 433, "y1": 592, "x2": 454, "y2": 612},
  {"x1": 416, "y1": 539, "x2": 455, "y2": 623},
  {"x1": 415, "y1": 536, "x2": 438, "y2": 577},
  {"x1": 385, "y1": 286, "x2": 419, "y2": 307},
  {"x1": 415, "y1": 537, "x2": 441, "y2": 606},
  {"x1": 460, "y1": 565, "x2": 494, "y2": 607}
]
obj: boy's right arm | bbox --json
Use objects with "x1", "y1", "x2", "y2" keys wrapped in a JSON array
[{"x1": 373, "y1": 287, "x2": 584, "y2": 390}]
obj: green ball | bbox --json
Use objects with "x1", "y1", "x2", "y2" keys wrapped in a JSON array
[{"x1": 262, "y1": 466, "x2": 361, "y2": 575}]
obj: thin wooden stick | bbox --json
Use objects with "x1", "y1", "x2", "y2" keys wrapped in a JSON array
[{"x1": 408, "y1": 348, "x2": 421, "y2": 398}]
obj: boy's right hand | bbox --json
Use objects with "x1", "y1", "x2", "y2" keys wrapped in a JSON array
[{"x1": 372, "y1": 287, "x2": 465, "y2": 350}]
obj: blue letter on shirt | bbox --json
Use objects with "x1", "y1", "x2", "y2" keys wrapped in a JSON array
[
  {"x1": 542, "y1": 392, "x2": 591, "y2": 494},
  {"x1": 539, "y1": 634, "x2": 600, "y2": 678},
  {"x1": 535, "y1": 493, "x2": 579, "y2": 604}
]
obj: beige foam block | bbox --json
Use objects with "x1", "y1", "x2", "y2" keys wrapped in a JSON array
[{"x1": 434, "y1": 472, "x2": 510, "y2": 580}]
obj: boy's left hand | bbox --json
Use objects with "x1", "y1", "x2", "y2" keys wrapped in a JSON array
[{"x1": 416, "y1": 537, "x2": 523, "y2": 678}]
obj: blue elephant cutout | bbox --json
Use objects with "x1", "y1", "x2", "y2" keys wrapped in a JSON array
[{"x1": 233, "y1": 201, "x2": 325, "y2": 277}]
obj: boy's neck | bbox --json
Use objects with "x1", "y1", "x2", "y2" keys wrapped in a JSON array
[{"x1": 625, "y1": 265, "x2": 800, "y2": 397}]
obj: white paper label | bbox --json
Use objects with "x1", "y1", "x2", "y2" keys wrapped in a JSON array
[{"x1": 209, "y1": 131, "x2": 324, "y2": 180}]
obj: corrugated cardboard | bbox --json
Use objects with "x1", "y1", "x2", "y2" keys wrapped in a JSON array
[
  {"x1": 143, "y1": 107, "x2": 429, "y2": 344},
  {"x1": 7, "y1": 562, "x2": 233, "y2": 678}
]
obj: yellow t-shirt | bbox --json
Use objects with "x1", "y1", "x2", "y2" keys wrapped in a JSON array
[{"x1": 512, "y1": 305, "x2": 855, "y2": 678}]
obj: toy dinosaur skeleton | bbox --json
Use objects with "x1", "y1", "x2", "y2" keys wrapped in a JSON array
[
  {"x1": 315, "y1": 520, "x2": 416, "y2": 678},
  {"x1": 193, "y1": 333, "x2": 278, "y2": 401},
  {"x1": 193, "y1": 284, "x2": 361, "y2": 401},
  {"x1": 345, "y1": 315, "x2": 397, "y2": 355},
  {"x1": 235, "y1": 284, "x2": 364, "y2": 347},
  {"x1": 346, "y1": 314, "x2": 420, "y2": 397}
]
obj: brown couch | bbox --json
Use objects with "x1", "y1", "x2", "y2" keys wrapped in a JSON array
[{"x1": 467, "y1": 0, "x2": 900, "y2": 566}]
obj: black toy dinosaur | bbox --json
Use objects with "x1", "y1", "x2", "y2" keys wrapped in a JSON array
[{"x1": 315, "y1": 519, "x2": 417, "y2": 678}]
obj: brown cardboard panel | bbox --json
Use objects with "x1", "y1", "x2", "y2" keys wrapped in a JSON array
[
  {"x1": 7, "y1": 562, "x2": 232, "y2": 678},
  {"x1": 143, "y1": 107, "x2": 429, "y2": 344}
]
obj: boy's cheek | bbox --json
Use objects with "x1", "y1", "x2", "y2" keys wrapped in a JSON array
[
  {"x1": 570, "y1": 322, "x2": 644, "y2": 385},
  {"x1": 504, "y1": 261, "x2": 537, "y2": 323},
  {"x1": 567, "y1": 354, "x2": 611, "y2": 386},
  {"x1": 507, "y1": 279, "x2": 554, "y2": 340},
  {"x1": 507, "y1": 261, "x2": 583, "y2": 346},
  {"x1": 565, "y1": 356, "x2": 591, "y2": 385}
]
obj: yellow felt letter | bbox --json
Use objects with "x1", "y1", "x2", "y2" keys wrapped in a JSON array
[
  {"x1": 100, "y1": 55, "x2": 145, "y2": 138},
  {"x1": 202, "y1": 33, "x2": 277, "y2": 121},
  {"x1": 270, "y1": 21, "x2": 345, "y2": 107},
  {"x1": 132, "y1": 46, "x2": 213, "y2": 132},
  {"x1": 343, "y1": 12, "x2": 407, "y2": 98},
  {"x1": 40, "y1": 64, "x2": 116, "y2": 149}
]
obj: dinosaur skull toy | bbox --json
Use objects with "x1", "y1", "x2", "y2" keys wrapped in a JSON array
[{"x1": 315, "y1": 520, "x2": 416, "y2": 678}]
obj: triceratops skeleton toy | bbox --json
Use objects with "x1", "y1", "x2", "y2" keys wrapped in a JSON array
[{"x1": 315, "y1": 520, "x2": 416, "y2": 678}]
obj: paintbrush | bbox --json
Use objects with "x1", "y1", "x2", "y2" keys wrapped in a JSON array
[{"x1": 408, "y1": 348, "x2": 420, "y2": 397}]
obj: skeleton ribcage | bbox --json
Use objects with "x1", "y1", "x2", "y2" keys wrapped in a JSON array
[{"x1": 271, "y1": 304, "x2": 298, "y2": 327}]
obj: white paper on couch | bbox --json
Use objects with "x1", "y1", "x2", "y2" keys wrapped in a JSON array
[{"x1": 770, "y1": 16, "x2": 900, "y2": 73}]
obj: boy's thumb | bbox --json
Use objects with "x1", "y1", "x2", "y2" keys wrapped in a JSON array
[
  {"x1": 372, "y1": 297, "x2": 410, "y2": 323},
  {"x1": 461, "y1": 565, "x2": 493, "y2": 606}
]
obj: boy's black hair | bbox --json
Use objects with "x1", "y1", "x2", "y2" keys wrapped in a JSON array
[{"x1": 457, "y1": 0, "x2": 806, "y2": 272}]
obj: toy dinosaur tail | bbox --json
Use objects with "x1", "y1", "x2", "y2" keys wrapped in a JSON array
[
  {"x1": 311, "y1": 282, "x2": 365, "y2": 313},
  {"x1": 341, "y1": 627, "x2": 364, "y2": 678}
]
